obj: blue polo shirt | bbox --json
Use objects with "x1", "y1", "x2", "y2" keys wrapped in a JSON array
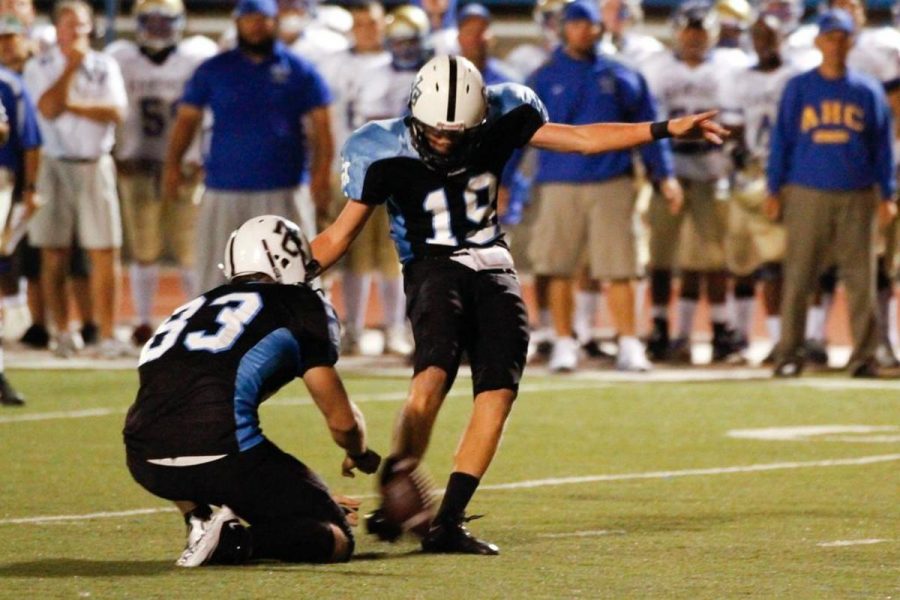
[
  {"x1": 528, "y1": 47, "x2": 673, "y2": 184},
  {"x1": 182, "y1": 42, "x2": 332, "y2": 191},
  {"x1": 0, "y1": 67, "x2": 41, "y2": 175},
  {"x1": 768, "y1": 68, "x2": 896, "y2": 199}
]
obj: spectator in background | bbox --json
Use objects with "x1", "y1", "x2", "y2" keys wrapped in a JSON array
[
  {"x1": 318, "y1": 0, "x2": 410, "y2": 356},
  {"x1": 598, "y1": 0, "x2": 665, "y2": 69},
  {"x1": 0, "y1": 0, "x2": 95, "y2": 351},
  {"x1": 0, "y1": 0, "x2": 55, "y2": 54},
  {"x1": 528, "y1": 0, "x2": 679, "y2": 372},
  {"x1": 456, "y1": 3, "x2": 518, "y2": 85},
  {"x1": 643, "y1": 1, "x2": 741, "y2": 365},
  {"x1": 164, "y1": 0, "x2": 334, "y2": 294},
  {"x1": 23, "y1": 0, "x2": 128, "y2": 358},
  {"x1": 0, "y1": 22, "x2": 40, "y2": 403},
  {"x1": 383, "y1": 3, "x2": 431, "y2": 112},
  {"x1": 420, "y1": 0, "x2": 458, "y2": 55},
  {"x1": 766, "y1": 9, "x2": 896, "y2": 378},
  {"x1": 107, "y1": 0, "x2": 216, "y2": 346}
]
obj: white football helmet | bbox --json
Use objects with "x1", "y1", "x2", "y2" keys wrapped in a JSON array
[
  {"x1": 134, "y1": 0, "x2": 186, "y2": 51},
  {"x1": 408, "y1": 55, "x2": 488, "y2": 171},
  {"x1": 221, "y1": 216, "x2": 315, "y2": 285}
]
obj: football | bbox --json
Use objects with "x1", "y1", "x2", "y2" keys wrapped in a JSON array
[{"x1": 380, "y1": 458, "x2": 436, "y2": 538}]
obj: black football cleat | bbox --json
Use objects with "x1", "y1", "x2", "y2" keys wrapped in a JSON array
[
  {"x1": 20, "y1": 324, "x2": 50, "y2": 349},
  {"x1": 365, "y1": 508, "x2": 403, "y2": 542},
  {"x1": 0, "y1": 374, "x2": 24, "y2": 406},
  {"x1": 421, "y1": 517, "x2": 499, "y2": 556}
]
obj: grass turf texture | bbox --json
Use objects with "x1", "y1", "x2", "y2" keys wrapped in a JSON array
[{"x1": 0, "y1": 370, "x2": 897, "y2": 598}]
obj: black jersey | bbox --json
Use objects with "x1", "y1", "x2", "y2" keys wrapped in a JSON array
[
  {"x1": 123, "y1": 283, "x2": 340, "y2": 459},
  {"x1": 340, "y1": 83, "x2": 548, "y2": 263}
]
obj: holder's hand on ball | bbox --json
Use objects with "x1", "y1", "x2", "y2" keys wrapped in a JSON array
[{"x1": 342, "y1": 448, "x2": 382, "y2": 477}]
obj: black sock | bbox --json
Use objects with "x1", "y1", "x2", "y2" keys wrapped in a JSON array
[{"x1": 436, "y1": 472, "x2": 480, "y2": 523}]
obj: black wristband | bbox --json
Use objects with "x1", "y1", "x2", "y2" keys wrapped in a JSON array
[{"x1": 650, "y1": 121, "x2": 672, "y2": 140}]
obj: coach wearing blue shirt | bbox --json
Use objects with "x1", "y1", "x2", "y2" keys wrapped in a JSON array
[
  {"x1": 526, "y1": 0, "x2": 679, "y2": 372},
  {"x1": 766, "y1": 9, "x2": 897, "y2": 378},
  {"x1": 164, "y1": 0, "x2": 334, "y2": 293}
]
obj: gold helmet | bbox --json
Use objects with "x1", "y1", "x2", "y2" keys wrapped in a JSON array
[
  {"x1": 385, "y1": 5, "x2": 430, "y2": 70},
  {"x1": 133, "y1": 0, "x2": 186, "y2": 51},
  {"x1": 715, "y1": 0, "x2": 752, "y2": 27},
  {"x1": 385, "y1": 4, "x2": 429, "y2": 41}
]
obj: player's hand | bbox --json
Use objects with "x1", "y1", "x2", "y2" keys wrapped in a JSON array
[
  {"x1": 162, "y1": 163, "x2": 182, "y2": 202},
  {"x1": 878, "y1": 200, "x2": 897, "y2": 230},
  {"x1": 763, "y1": 195, "x2": 782, "y2": 222},
  {"x1": 342, "y1": 448, "x2": 382, "y2": 477},
  {"x1": 332, "y1": 494, "x2": 361, "y2": 526},
  {"x1": 667, "y1": 111, "x2": 729, "y2": 145},
  {"x1": 659, "y1": 177, "x2": 683, "y2": 215}
]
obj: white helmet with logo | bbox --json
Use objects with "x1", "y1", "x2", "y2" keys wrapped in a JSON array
[
  {"x1": 407, "y1": 55, "x2": 488, "y2": 171},
  {"x1": 221, "y1": 215, "x2": 315, "y2": 285}
]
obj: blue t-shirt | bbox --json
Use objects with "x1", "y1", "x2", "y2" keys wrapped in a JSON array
[
  {"x1": 0, "y1": 67, "x2": 41, "y2": 175},
  {"x1": 768, "y1": 68, "x2": 896, "y2": 199},
  {"x1": 528, "y1": 48, "x2": 673, "y2": 184},
  {"x1": 181, "y1": 42, "x2": 332, "y2": 191}
]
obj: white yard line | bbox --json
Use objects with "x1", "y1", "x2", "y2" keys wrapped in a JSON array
[
  {"x1": 817, "y1": 539, "x2": 892, "y2": 548},
  {"x1": 537, "y1": 530, "x2": 627, "y2": 539},
  {"x1": 3, "y1": 453, "x2": 898, "y2": 526}
]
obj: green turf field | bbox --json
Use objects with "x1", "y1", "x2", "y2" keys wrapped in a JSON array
[{"x1": 0, "y1": 369, "x2": 898, "y2": 599}]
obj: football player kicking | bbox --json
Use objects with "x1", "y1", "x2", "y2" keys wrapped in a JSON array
[
  {"x1": 123, "y1": 216, "x2": 381, "y2": 567},
  {"x1": 311, "y1": 55, "x2": 727, "y2": 555}
]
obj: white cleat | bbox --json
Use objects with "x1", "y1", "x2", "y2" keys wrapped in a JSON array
[
  {"x1": 548, "y1": 337, "x2": 579, "y2": 373},
  {"x1": 384, "y1": 325, "x2": 413, "y2": 356},
  {"x1": 616, "y1": 336, "x2": 652, "y2": 372},
  {"x1": 176, "y1": 506, "x2": 239, "y2": 568}
]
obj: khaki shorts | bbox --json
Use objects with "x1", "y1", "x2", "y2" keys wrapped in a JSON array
[
  {"x1": 118, "y1": 168, "x2": 202, "y2": 266},
  {"x1": 648, "y1": 179, "x2": 726, "y2": 271},
  {"x1": 346, "y1": 202, "x2": 400, "y2": 275},
  {"x1": 725, "y1": 174, "x2": 786, "y2": 275},
  {"x1": 505, "y1": 189, "x2": 541, "y2": 275},
  {"x1": 29, "y1": 154, "x2": 122, "y2": 249},
  {"x1": 529, "y1": 178, "x2": 641, "y2": 280},
  {"x1": 194, "y1": 186, "x2": 313, "y2": 294}
]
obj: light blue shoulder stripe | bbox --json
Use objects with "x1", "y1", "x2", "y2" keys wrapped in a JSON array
[
  {"x1": 486, "y1": 82, "x2": 549, "y2": 124},
  {"x1": 340, "y1": 118, "x2": 418, "y2": 201}
]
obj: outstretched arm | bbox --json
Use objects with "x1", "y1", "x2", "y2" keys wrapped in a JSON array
[
  {"x1": 310, "y1": 200, "x2": 376, "y2": 274},
  {"x1": 529, "y1": 111, "x2": 727, "y2": 155}
]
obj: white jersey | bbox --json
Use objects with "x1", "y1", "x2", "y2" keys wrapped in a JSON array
[
  {"x1": 30, "y1": 23, "x2": 56, "y2": 55},
  {"x1": 721, "y1": 62, "x2": 799, "y2": 162},
  {"x1": 711, "y1": 45, "x2": 755, "y2": 71},
  {"x1": 290, "y1": 23, "x2": 350, "y2": 67},
  {"x1": 218, "y1": 21, "x2": 349, "y2": 68},
  {"x1": 318, "y1": 48, "x2": 395, "y2": 172},
  {"x1": 643, "y1": 52, "x2": 733, "y2": 181},
  {"x1": 849, "y1": 27, "x2": 900, "y2": 85},
  {"x1": 599, "y1": 32, "x2": 665, "y2": 72},
  {"x1": 107, "y1": 36, "x2": 217, "y2": 163},
  {"x1": 784, "y1": 24, "x2": 900, "y2": 82},
  {"x1": 23, "y1": 46, "x2": 127, "y2": 159},
  {"x1": 504, "y1": 43, "x2": 549, "y2": 80},
  {"x1": 430, "y1": 27, "x2": 460, "y2": 56}
]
